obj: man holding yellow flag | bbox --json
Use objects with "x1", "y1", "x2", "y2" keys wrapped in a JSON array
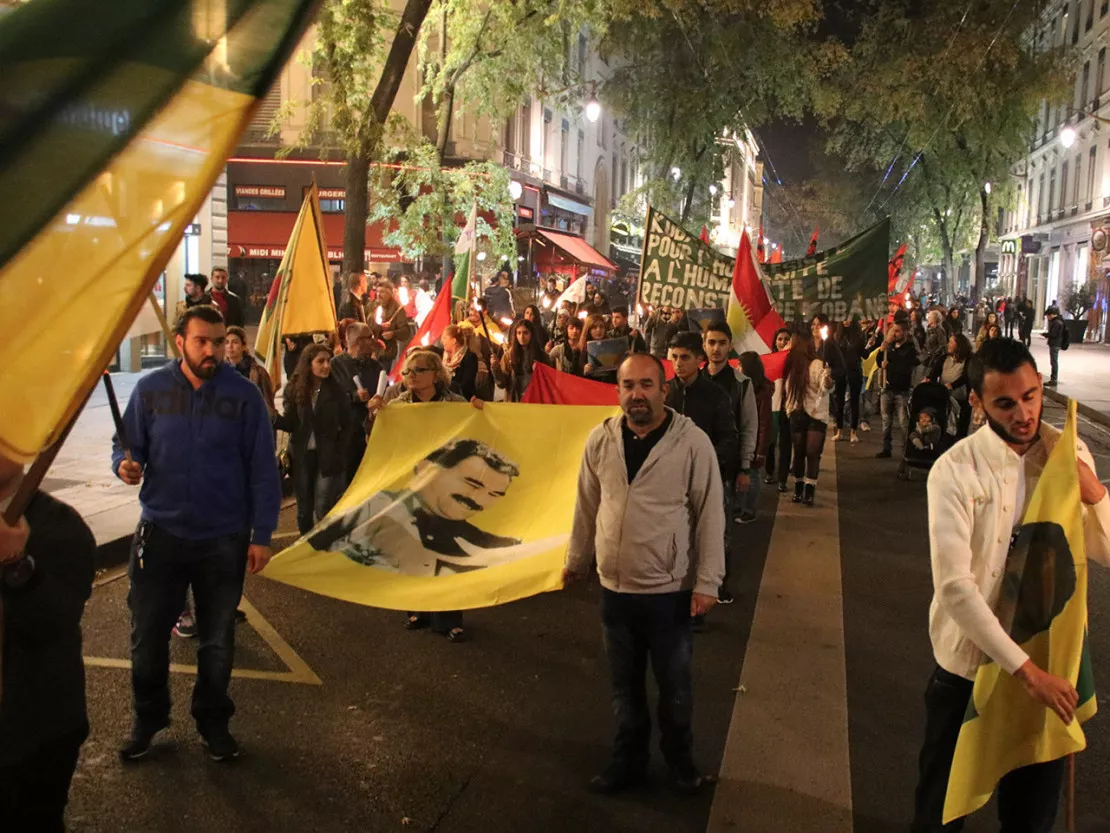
[{"x1": 912, "y1": 339, "x2": 1110, "y2": 831}]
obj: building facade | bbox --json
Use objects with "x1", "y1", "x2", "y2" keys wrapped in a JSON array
[{"x1": 999, "y1": 0, "x2": 1110, "y2": 340}]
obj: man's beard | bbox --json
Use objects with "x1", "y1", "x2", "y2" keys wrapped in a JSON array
[
  {"x1": 984, "y1": 403, "x2": 1042, "y2": 447},
  {"x1": 625, "y1": 400, "x2": 655, "y2": 425},
  {"x1": 185, "y1": 353, "x2": 219, "y2": 380}
]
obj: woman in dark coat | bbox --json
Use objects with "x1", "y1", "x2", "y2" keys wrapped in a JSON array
[{"x1": 274, "y1": 344, "x2": 355, "y2": 534}]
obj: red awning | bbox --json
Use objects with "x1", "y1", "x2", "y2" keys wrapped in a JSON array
[
  {"x1": 227, "y1": 211, "x2": 403, "y2": 261},
  {"x1": 530, "y1": 228, "x2": 617, "y2": 272}
]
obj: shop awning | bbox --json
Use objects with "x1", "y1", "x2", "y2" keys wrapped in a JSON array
[
  {"x1": 227, "y1": 211, "x2": 403, "y2": 261},
  {"x1": 532, "y1": 228, "x2": 618, "y2": 272},
  {"x1": 547, "y1": 193, "x2": 593, "y2": 217}
]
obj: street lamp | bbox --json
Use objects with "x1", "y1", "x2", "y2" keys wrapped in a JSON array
[
  {"x1": 726, "y1": 197, "x2": 736, "y2": 208},
  {"x1": 508, "y1": 180, "x2": 523, "y2": 201},
  {"x1": 585, "y1": 95, "x2": 601, "y2": 124},
  {"x1": 709, "y1": 184, "x2": 718, "y2": 196},
  {"x1": 1060, "y1": 125, "x2": 1078, "y2": 149},
  {"x1": 984, "y1": 181, "x2": 992, "y2": 195},
  {"x1": 671, "y1": 166, "x2": 682, "y2": 181},
  {"x1": 476, "y1": 251, "x2": 487, "y2": 262}
]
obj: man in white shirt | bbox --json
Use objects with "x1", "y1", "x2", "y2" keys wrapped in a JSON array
[{"x1": 912, "y1": 339, "x2": 1110, "y2": 832}]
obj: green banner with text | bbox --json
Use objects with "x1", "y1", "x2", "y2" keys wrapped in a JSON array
[{"x1": 638, "y1": 206, "x2": 734, "y2": 310}]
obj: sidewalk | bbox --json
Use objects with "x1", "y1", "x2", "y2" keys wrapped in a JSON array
[
  {"x1": 42, "y1": 371, "x2": 151, "y2": 549},
  {"x1": 1028, "y1": 339, "x2": 1110, "y2": 426}
]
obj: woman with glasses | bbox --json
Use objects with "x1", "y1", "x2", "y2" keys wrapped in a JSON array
[{"x1": 367, "y1": 349, "x2": 475, "y2": 643}]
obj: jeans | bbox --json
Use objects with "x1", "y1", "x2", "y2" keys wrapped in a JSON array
[
  {"x1": 128, "y1": 523, "x2": 248, "y2": 730},
  {"x1": 740, "y1": 467, "x2": 762, "y2": 515},
  {"x1": 775, "y1": 409, "x2": 793, "y2": 486},
  {"x1": 881, "y1": 389, "x2": 911, "y2": 453},
  {"x1": 600, "y1": 589, "x2": 695, "y2": 772},
  {"x1": 0, "y1": 726, "x2": 86, "y2": 833},
  {"x1": 833, "y1": 375, "x2": 864, "y2": 430},
  {"x1": 911, "y1": 666, "x2": 1065, "y2": 832},
  {"x1": 295, "y1": 449, "x2": 347, "y2": 535},
  {"x1": 765, "y1": 412, "x2": 780, "y2": 479},
  {"x1": 1048, "y1": 345, "x2": 1060, "y2": 382},
  {"x1": 722, "y1": 480, "x2": 734, "y2": 584}
]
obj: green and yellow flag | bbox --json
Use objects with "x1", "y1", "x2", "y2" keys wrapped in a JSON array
[
  {"x1": 264, "y1": 402, "x2": 618, "y2": 611},
  {"x1": 451, "y1": 202, "x2": 478, "y2": 310},
  {"x1": 944, "y1": 399, "x2": 1097, "y2": 823},
  {"x1": 0, "y1": 0, "x2": 318, "y2": 463},
  {"x1": 254, "y1": 182, "x2": 336, "y2": 387}
]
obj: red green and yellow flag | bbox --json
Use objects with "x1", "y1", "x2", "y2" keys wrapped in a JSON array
[
  {"x1": 0, "y1": 0, "x2": 319, "y2": 463},
  {"x1": 255, "y1": 182, "x2": 337, "y2": 387},
  {"x1": 944, "y1": 400, "x2": 1097, "y2": 823}
]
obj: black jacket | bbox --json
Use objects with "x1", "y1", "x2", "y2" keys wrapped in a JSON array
[
  {"x1": 330, "y1": 351, "x2": 383, "y2": 438},
  {"x1": 819, "y1": 339, "x2": 846, "y2": 382},
  {"x1": 337, "y1": 292, "x2": 368, "y2": 323},
  {"x1": 866, "y1": 339, "x2": 919, "y2": 392},
  {"x1": 665, "y1": 373, "x2": 740, "y2": 480},
  {"x1": 607, "y1": 324, "x2": 647, "y2": 354},
  {"x1": 448, "y1": 350, "x2": 480, "y2": 400},
  {"x1": 1046, "y1": 317, "x2": 1065, "y2": 348},
  {"x1": 275, "y1": 377, "x2": 356, "y2": 477},
  {"x1": 837, "y1": 332, "x2": 867, "y2": 380},
  {"x1": 0, "y1": 491, "x2": 95, "y2": 765},
  {"x1": 210, "y1": 288, "x2": 245, "y2": 327},
  {"x1": 928, "y1": 354, "x2": 969, "y2": 398}
]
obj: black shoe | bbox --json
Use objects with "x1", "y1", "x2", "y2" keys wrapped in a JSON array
[
  {"x1": 875, "y1": 449, "x2": 892, "y2": 459},
  {"x1": 669, "y1": 760, "x2": 707, "y2": 795},
  {"x1": 235, "y1": 608, "x2": 247, "y2": 624},
  {"x1": 762, "y1": 474, "x2": 776, "y2": 485},
  {"x1": 717, "y1": 588, "x2": 735, "y2": 605},
  {"x1": 777, "y1": 481, "x2": 788, "y2": 493},
  {"x1": 791, "y1": 481, "x2": 805, "y2": 503},
  {"x1": 1046, "y1": 379, "x2": 1059, "y2": 387},
  {"x1": 803, "y1": 484, "x2": 815, "y2": 507},
  {"x1": 588, "y1": 763, "x2": 646, "y2": 794},
  {"x1": 691, "y1": 614, "x2": 709, "y2": 633},
  {"x1": 734, "y1": 511, "x2": 756, "y2": 525},
  {"x1": 119, "y1": 719, "x2": 170, "y2": 762},
  {"x1": 200, "y1": 726, "x2": 240, "y2": 762}
]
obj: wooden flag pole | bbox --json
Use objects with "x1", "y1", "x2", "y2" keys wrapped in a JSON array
[
  {"x1": 149, "y1": 291, "x2": 180, "y2": 359},
  {"x1": 1067, "y1": 753, "x2": 1076, "y2": 832}
]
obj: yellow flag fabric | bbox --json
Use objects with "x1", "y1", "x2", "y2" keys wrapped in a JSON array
[
  {"x1": 944, "y1": 400, "x2": 1097, "y2": 823},
  {"x1": 254, "y1": 182, "x2": 336, "y2": 386},
  {"x1": 0, "y1": 0, "x2": 318, "y2": 463},
  {"x1": 264, "y1": 402, "x2": 619, "y2": 610}
]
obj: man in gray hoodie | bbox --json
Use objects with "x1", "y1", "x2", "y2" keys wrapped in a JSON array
[{"x1": 565, "y1": 353, "x2": 725, "y2": 796}]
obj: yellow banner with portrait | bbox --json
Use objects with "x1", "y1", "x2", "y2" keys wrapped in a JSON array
[{"x1": 263, "y1": 402, "x2": 619, "y2": 610}]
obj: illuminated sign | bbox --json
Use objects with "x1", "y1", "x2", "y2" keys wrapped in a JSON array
[{"x1": 234, "y1": 185, "x2": 286, "y2": 199}]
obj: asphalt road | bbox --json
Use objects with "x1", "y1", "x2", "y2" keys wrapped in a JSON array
[{"x1": 64, "y1": 399, "x2": 1110, "y2": 832}]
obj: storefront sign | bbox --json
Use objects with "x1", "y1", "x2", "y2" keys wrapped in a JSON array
[
  {"x1": 234, "y1": 185, "x2": 286, "y2": 199},
  {"x1": 306, "y1": 187, "x2": 346, "y2": 200},
  {"x1": 235, "y1": 245, "x2": 405, "y2": 262},
  {"x1": 1001, "y1": 240, "x2": 1017, "y2": 255},
  {"x1": 518, "y1": 205, "x2": 535, "y2": 221}
]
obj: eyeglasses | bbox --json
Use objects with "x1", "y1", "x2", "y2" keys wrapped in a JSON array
[{"x1": 401, "y1": 366, "x2": 434, "y2": 376}]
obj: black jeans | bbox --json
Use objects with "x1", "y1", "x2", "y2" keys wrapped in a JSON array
[
  {"x1": 600, "y1": 588, "x2": 695, "y2": 773},
  {"x1": 128, "y1": 522, "x2": 248, "y2": 731},
  {"x1": 775, "y1": 409, "x2": 793, "y2": 486},
  {"x1": 0, "y1": 726, "x2": 87, "y2": 833},
  {"x1": 834, "y1": 375, "x2": 864, "y2": 430},
  {"x1": 295, "y1": 449, "x2": 346, "y2": 535},
  {"x1": 911, "y1": 666, "x2": 1065, "y2": 832}
]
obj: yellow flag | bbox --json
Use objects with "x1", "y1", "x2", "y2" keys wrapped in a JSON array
[
  {"x1": 254, "y1": 182, "x2": 336, "y2": 387},
  {"x1": 0, "y1": 0, "x2": 318, "y2": 463},
  {"x1": 264, "y1": 402, "x2": 619, "y2": 611},
  {"x1": 944, "y1": 400, "x2": 1097, "y2": 823}
]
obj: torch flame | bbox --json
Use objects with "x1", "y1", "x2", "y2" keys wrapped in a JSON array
[
  {"x1": 577, "y1": 310, "x2": 588, "y2": 320},
  {"x1": 399, "y1": 287, "x2": 410, "y2": 305},
  {"x1": 541, "y1": 296, "x2": 552, "y2": 309},
  {"x1": 636, "y1": 303, "x2": 644, "y2": 317},
  {"x1": 500, "y1": 317, "x2": 514, "y2": 327},
  {"x1": 374, "y1": 307, "x2": 383, "y2": 326},
  {"x1": 492, "y1": 332, "x2": 505, "y2": 345}
]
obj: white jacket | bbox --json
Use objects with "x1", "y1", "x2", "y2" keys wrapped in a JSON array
[
  {"x1": 785, "y1": 359, "x2": 834, "y2": 422},
  {"x1": 566, "y1": 410, "x2": 726, "y2": 596},
  {"x1": 927, "y1": 421, "x2": 1110, "y2": 680}
]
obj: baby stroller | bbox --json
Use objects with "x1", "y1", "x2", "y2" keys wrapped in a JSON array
[{"x1": 898, "y1": 382, "x2": 957, "y2": 480}]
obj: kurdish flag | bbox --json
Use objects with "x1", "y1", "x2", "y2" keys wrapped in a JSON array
[
  {"x1": 0, "y1": 0, "x2": 318, "y2": 463},
  {"x1": 388, "y1": 284, "x2": 453, "y2": 382},
  {"x1": 943, "y1": 399, "x2": 1097, "y2": 824},
  {"x1": 255, "y1": 182, "x2": 337, "y2": 387},
  {"x1": 726, "y1": 231, "x2": 788, "y2": 380},
  {"x1": 451, "y1": 202, "x2": 478, "y2": 308}
]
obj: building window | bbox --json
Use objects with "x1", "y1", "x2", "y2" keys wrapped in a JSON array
[
  {"x1": 1081, "y1": 61, "x2": 1091, "y2": 112},
  {"x1": 1098, "y1": 48, "x2": 1106, "y2": 102},
  {"x1": 521, "y1": 100, "x2": 532, "y2": 161},
  {"x1": 577, "y1": 129, "x2": 584, "y2": 180},
  {"x1": 1071, "y1": 9, "x2": 1080, "y2": 44},
  {"x1": 1061, "y1": 161, "x2": 1069, "y2": 209},
  {"x1": 1088, "y1": 0, "x2": 1095, "y2": 30},
  {"x1": 1089, "y1": 145, "x2": 1099, "y2": 201},
  {"x1": 1038, "y1": 171, "x2": 1046, "y2": 219},
  {"x1": 1075, "y1": 153, "x2": 1083, "y2": 205},
  {"x1": 577, "y1": 33, "x2": 587, "y2": 79},
  {"x1": 1049, "y1": 165, "x2": 1058, "y2": 211},
  {"x1": 560, "y1": 119, "x2": 569, "y2": 178}
]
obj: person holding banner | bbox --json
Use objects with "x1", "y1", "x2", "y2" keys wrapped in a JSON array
[
  {"x1": 112, "y1": 306, "x2": 281, "y2": 763},
  {"x1": 548, "y1": 318, "x2": 587, "y2": 376},
  {"x1": 911, "y1": 339, "x2": 1110, "y2": 832},
  {"x1": 331, "y1": 323, "x2": 385, "y2": 483},
  {"x1": 495, "y1": 319, "x2": 551, "y2": 402},
  {"x1": 565, "y1": 353, "x2": 725, "y2": 795}
]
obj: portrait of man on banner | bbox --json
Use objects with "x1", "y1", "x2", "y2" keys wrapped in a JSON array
[{"x1": 308, "y1": 438, "x2": 531, "y2": 576}]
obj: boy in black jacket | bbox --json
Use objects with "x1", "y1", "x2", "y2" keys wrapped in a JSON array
[
  {"x1": 864, "y1": 322, "x2": 920, "y2": 458},
  {"x1": 0, "y1": 452, "x2": 96, "y2": 832}
]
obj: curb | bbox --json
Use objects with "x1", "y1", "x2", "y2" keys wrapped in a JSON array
[{"x1": 1042, "y1": 386, "x2": 1110, "y2": 432}]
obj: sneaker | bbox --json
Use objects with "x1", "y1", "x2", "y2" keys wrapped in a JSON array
[
  {"x1": 200, "y1": 726, "x2": 240, "y2": 762},
  {"x1": 734, "y1": 511, "x2": 756, "y2": 525},
  {"x1": 860, "y1": 421, "x2": 871, "y2": 432},
  {"x1": 588, "y1": 762, "x2": 646, "y2": 795},
  {"x1": 762, "y1": 473, "x2": 776, "y2": 485},
  {"x1": 173, "y1": 611, "x2": 197, "y2": 639},
  {"x1": 717, "y1": 588, "x2": 735, "y2": 605},
  {"x1": 119, "y1": 719, "x2": 170, "y2": 762},
  {"x1": 777, "y1": 481, "x2": 788, "y2": 493},
  {"x1": 875, "y1": 449, "x2": 892, "y2": 459},
  {"x1": 669, "y1": 759, "x2": 707, "y2": 795}
]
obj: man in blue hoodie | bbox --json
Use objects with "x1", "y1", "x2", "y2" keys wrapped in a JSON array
[{"x1": 112, "y1": 305, "x2": 280, "y2": 763}]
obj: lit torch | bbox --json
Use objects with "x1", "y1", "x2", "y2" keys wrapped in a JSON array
[
  {"x1": 541, "y1": 296, "x2": 552, "y2": 309},
  {"x1": 577, "y1": 310, "x2": 588, "y2": 320},
  {"x1": 491, "y1": 331, "x2": 505, "y2": 345},
  {"x1": 399, "y1": 287, "x2": 410, "y2": 306},
  {"x1": 374, "y1": 306, "x2": 383, "y2": 326},
  {"x1": 500, "y1": 317, "x2": 514, "y2": 327}
]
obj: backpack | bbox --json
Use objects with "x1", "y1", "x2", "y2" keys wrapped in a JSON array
[{"x1": 1060, "y1": 321, "x2": 1071, "y2": 350}]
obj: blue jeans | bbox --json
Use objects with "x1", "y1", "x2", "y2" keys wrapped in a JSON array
[
  {"x1": 881, "y1": 390, "x2": 910, "y2": 454},
  {"x1": 600, "y1": 589, "x2": 695, "y2": 772},
  {"x1": 295, "y1": 450, "x2": 347, "y2": 535},
  {"x1": 127, "y1": 523, "x2": 248, "y2": 730},
  {"x1": 1049, "y1": 345, "x2": 1060, "y2": 382},
  {"x1": 740, "y1": 467, "x2": 762, "y2": 515}
]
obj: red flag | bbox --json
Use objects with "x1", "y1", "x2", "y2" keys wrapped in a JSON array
[
  {"x1": 389, "y1": 285, "x2": 452, "y2": 382},
  {"x1": 730, "y1": 230, "x2": 787, "y2": 351},
  {"x1": 806, "y1": 227, "x2": 819, "y2": 257},
  {"x1": 769, "y1": 247, "x2": 783, "y2": 264},
  {"x1": 699, "y1": 225, "x2": 711, "y2": 245},
  {"x1": 756, "y1": 225, "x2": 766, "y2": 263},
  {"x1": 521, "y1": 361, "x2": 675, "y2": 405},
  {"x1": 760, "y1": 350, "x2": 788, "y2": 383},
  {"x1": 887, "y1": 243, "x2": 908, "y2": 295}
]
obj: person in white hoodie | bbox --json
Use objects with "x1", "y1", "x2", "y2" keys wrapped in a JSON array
[
  {"x1": 564, "y1": 353, "x2": 725, "y2": 797},
  {"x1": 911, "y1": 338, "x2": 1110, "y2": 832}
]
